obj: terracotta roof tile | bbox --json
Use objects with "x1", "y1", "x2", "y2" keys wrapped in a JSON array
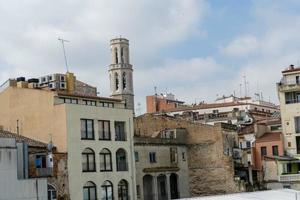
[
  {"x1": 0, "y1": 130, "x2": 48, "y2": 148},
  {"x1": 256, "y1": 132, "x2": 282, "y2": 143}
]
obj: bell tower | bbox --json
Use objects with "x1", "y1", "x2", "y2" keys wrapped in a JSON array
[{"x1": 109, "y1": 38, "x2": 134, "y2": 111}]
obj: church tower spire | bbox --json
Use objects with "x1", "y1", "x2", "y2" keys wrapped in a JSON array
[{"x1": 109, "y1": 37, "x2": 134, "y2": 112}]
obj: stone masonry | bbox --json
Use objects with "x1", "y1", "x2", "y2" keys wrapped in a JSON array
[{"x1": 134, "y1": 114, "x2": 244, "y2": 196}]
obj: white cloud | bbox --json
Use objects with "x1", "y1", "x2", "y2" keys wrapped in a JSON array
[
  {"x1": 0, "y1": 0, "x2": 208, "y2": 108},
  {"x1": 220, "y1": 35, "x2": 259, "y2": 57},
  {"x1": 219, "y1": 1, "x2": 300, "y2": 104}
]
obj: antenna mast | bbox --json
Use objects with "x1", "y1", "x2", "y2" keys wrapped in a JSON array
[
  {"x1": 58, "y1": 38, "x2": 70, "y2": 72},
  {"x1": 243, "y1": 75, "x2": 247, "y2": 97}
]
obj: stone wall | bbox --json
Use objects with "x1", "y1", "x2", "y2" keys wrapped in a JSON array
[
  {"x1": 49, "y1": 153, "x2": 69, "y2": 200},
  {"x1": 28, "y1": 149, "x2": 69, "y2": 200},
  {"x1": 134, "y1": 114, "x2": 243, "y2": 196}
]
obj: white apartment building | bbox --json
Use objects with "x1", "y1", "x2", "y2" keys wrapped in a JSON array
[{"x1": 278, "y1": 65, "x2": 300, "y2": 155}]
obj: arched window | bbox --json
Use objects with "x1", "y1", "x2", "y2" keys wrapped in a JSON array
[
  {"x1": 47, "y1": 184, "x2": 57, "y2": 200},
  {"x1": 115, "y1": 73, "x2": 119, "y2": 91},
  {"x1": 116, "y1": 148, "x2": 127, "y2": 171},
  {"x1": 83, "y1": 181, "x2": 97, "y2": 200},
  {"x1": 122, "y1": 72, "x2": 126, "y2": 90},
  {"x1": 114, "y1": 48, "x2": 118, "y2": 64},
  {"x1": 118, "y1": 179, "x2": 129, "y2": 200},
  {"x1": 101, "y1": 180, "x2": 113, "y2": 200},
  {"x1": 100, "y1": 148, "x2": 112, "y2": 171},
  {"x1": 82, "y1": 148, "x2": 96, "y2": 172},
  {"x1": 121, "y1": 47, "x2": 124, "y2": 63}
]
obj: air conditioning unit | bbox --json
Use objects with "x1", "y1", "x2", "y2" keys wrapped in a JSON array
[
  {"x1": 60, "y1": 82, "x2": 67, "y2": 90},
  {"x1": 48, "y1": 82, "x2": 57, "y2": 90}
]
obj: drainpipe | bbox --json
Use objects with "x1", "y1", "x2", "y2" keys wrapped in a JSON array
[
  {"x1": 129, "y1": 117, "x2": 136, "y2": 199},
  {"x1": 35, "y1": 179, "x2": 39, "y2": 200}
]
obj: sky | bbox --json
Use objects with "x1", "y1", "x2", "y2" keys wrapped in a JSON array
[{"x1": 0, "y1": 0, "x2": 300, "y2": 114}]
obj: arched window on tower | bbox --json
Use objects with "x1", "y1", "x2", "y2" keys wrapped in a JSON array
[
  {"x1": 125, "y1": 47, "x2": 129, "y2": 63},
  {"x1": 122, "y1": 72, "x2": 126, "y2": 90},
  {"x1": 121, "y1": 47, "x2": 124, "y2": 63},
  {"x1": 114, "y1": 48, "x2": 118, "y2": 64},
  {"x1": 115, "y1": 73, "x2": 119, "y2": 91}
]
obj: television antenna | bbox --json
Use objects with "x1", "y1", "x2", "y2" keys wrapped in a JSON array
[{"x1": 58, "y1": 38, "x2": 70, "y2": 72}]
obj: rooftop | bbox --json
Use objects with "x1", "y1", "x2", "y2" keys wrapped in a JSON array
[
  {"x1": 183, "y1": 189, "x2": 300, "y2": 200},
  {"x1": 0, "y1": 130, "x2": 48, "y2": 148},
  {"x1": 256, "y1": 132, "x2": 282, "y2": 143}
]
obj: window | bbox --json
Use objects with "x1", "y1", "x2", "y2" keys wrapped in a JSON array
[
  {"x1": 121, "y1": 47, "x2": 124, "y2": 63},
  {"x1": 71, "y1": 98, "x2": 78, "y2": 104},
  {"x1": 296, "y1": 76, "x2": 299, "y2": 84},
  {"x1": 82, "y1": 148, "x2": 96, "y2": 172},
  {"x1": 83, "y1": 181, "x2": 97, "y2": 200},
  {"x1": 100, "y1": 149, "x2": 112, "y2": 172},
  {"x1": 62, "y1": 98, "x2": 78, "y2": 104},
  {"x1": 271, "y1": 125, "x2": 281, "y2": 131},
  {"x1": 115, "y1": 121, "x2": 126, "y2": 141},
  {"x1": 287, "y1": 163, "x2": 292, "y2": 173},
  {"x1": 114, "y1": 48, "x2": 118, "y2": 64},
  {"x1": 170, "y1": 147, "x2": 178, "y2": 164},
  {"x1": 136, "y1": 185, "x2": 140, "y2": 199},
  {"x1": 246, "y1": 141, "x2": 251, "y2": 148},
  {"x1": 212, "y1": 110, "x2": 219, "y2": 114},
  {"x1": 35, "y1": 155, "x2": 47, "y2": 168},
  {"x1": 47, "y1": 184, "x2": 57, "y2": 200},
  {"x1": 134, "y1": 151, "x2": 139, "y2": 162},
  {"x1": 272, "y1": 145, "x2": 279, "y2": 156},
  {"x1": 261, "y1": 146, "x2": 267, "y2": 157},
  {"x1": 149, "y1": 152, "x2": 156, "y2": 163},
  {"x1": 295, "y1": 117, "x2": 300, "y2": 133},
  {"x1": 99, "y1": 120, "x2": 111, "y2": 140},
  {"x1": 115, "y1": 73, "x2": 119, "y2": 90},
  {"x1": 285, "y1": 92, "x2": 300, "y2": 104},
  {"x1": 182, "y1": 152, "x2": 186, "y2": 161},
  {"x1": 118, "y1": 180, "x2": 129, "y2": 200},
  {"x1": 101, "y1": 181, "x2": 113, "y2": 200},
  {"x1": 122, "y1": 72, "x2": 126, "y2": 90},
  {"x1": 116, "y1": 149, "x2": 128, "y2": 171},
  {"x1": 81, "y1": 119, "x2": 94, "y2": 140},
  {"x1": 83, "y1": 100, "x2": 96, "y2": 106}
]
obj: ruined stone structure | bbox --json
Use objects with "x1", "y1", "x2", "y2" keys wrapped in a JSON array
[{"x1": 134, "y1": 113, "x2": 244, "y2": 197}]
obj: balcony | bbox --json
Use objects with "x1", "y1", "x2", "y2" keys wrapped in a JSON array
[
  {"x1": 35, "y1": 167, "x2": 53, "y2": 177},
  {"x1": 278, "y1": 81, "x2": 300, "y2": 92},
  {"x1": 279, "y1": 173, "x2": 300, "y2": 182}
]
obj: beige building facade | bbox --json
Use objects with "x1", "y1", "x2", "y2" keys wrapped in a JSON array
[{"x1": 134, "y1": 128, "x2": 190, "y2": 200}]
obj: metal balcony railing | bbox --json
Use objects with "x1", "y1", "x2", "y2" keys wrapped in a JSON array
[
  {"x1": 279, "y1": 173, "x2": 300, "y2": 182},
  {"x1": 36, "y1": 167, "x2": 53, "y2": 177}
]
